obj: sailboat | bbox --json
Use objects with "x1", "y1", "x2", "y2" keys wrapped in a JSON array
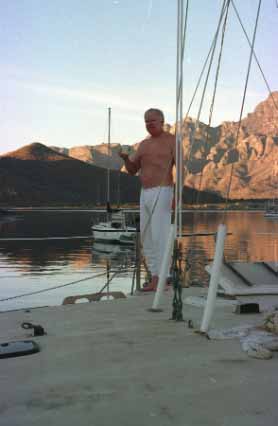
[
  {"x1": 264, "y1": 201, "x2": 278, "y2": 219},
  {"x1": 91, "y1": 108, "x2": 137, "y2": 244}
]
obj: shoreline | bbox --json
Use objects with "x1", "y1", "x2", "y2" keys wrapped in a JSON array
[{"x1": 2, "y1": 206, "x2": 266, "y2": 213}]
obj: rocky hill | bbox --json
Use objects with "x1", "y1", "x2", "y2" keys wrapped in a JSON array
[
  {"x1": 0, "y1": 143, "x2": 222, "y2": 206},
  {"x1": 50, "y1": 143, "x2": 133, "y2": 170},
  {"x1": 48, "y1": 92, "x2": 278, "y2": 200},
  {"x1": 1, "y1": 92, "x2": 277, "y2": 204},
  {"x1": 0, "y1": 143, "x2": 141, "y2": 206},
  {"x1": 182, "y1": 92, "x2": 278, "y2": 199}
]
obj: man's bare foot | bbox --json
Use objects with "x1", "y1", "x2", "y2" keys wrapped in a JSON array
[
  {"x1": 141, "y1": 275, "x2": 158, "y2": 292},
  {"x1": 141, "y1": 276, "x2": 171, "y2": 292}
]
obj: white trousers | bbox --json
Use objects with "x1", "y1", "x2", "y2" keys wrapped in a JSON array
[{"x1": 140, "y1": 186, "x2": 173, "y2": 276}]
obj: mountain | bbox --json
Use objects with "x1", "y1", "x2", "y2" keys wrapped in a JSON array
[
  {"x1": 1, "y1": 93, "x2": 277, "y2": 204},
  {"x1": 0, "y1": 143, "x2": 222, "y2": 206},
  {"x1": 0, "y1": 143, "x2": 140, "y2": 206},
  {"x1": 182, "y1": 92, "x2": 278, "y2": 199},
  {"x1": 48, "y1": 92, "x2": 278, "y2": 200},
  {"x1": 50, "y1": 143, "x2": 133, "y2": 170}
]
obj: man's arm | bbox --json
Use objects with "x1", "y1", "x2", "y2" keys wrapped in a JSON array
[
  {"x1": 118, "y1": 151, "x2": 139, "y2": 176},
  {"x1": 172, "y1": 136, "x2": 185, "y2": 185}
]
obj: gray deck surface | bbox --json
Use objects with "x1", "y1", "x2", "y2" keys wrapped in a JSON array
[{"x1": 0, "y1": 287, "x2": 277, "y2": 426}]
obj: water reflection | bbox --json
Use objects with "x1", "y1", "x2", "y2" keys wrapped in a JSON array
[
  {"x1": 0, "y1": 238, "x2": 94, "y2": 275},
  {"x1": 0, "y1": 210, "x2": 277, "y2": 291},
  {"x1": 92, "y1": 241, "x2": 134, "y2": 264},
  {"x1": 182, "y1": 211, "x2": 278, "y2": 263}
]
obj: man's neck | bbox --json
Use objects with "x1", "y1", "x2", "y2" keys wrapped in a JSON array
[{"x1": 149, "y1": 130, "x2": 164, "y2": 139}]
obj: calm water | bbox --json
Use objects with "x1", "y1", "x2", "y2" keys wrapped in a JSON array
[{"x1": 0, "y1": 209, "x2": 277, "y2": 312}]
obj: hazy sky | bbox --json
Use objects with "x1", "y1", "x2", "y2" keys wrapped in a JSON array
[{"x1": 0, "y1": 0, "x2": 277, "y2": 155}]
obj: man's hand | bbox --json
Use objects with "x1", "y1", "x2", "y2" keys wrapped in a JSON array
[
  {"x1": 118, "y1": 148, "x2": 129, "y2": 161},
  {"x1": 171, "y1": 195, "x2": 175, "y2": 211}
]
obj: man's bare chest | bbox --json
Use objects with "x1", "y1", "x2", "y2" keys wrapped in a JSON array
[{"x1": 141, "y1": 143, "x2": 173, "y2": 164}]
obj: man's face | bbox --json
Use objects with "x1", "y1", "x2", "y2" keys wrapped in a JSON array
[{"x1": 144, "y1": 112, "x2": 164, "y2": 137}]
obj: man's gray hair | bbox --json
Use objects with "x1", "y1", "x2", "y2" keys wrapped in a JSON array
[{"x1": 144, "y1": 108, "x2": 165, "y2": 123}]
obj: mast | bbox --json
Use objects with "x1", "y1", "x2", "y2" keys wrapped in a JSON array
[
  {"x1": 107, "y1": 107, "x2": 111, "y2": 212},
  {"x1": 175, "y1": 0, "x2": 185, "y2": 237}
]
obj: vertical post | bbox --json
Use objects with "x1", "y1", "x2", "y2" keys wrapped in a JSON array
[
  {"x1": 107, "y1": 107, "x2": 111, "y2": 214},
  {"x1": 135, "y1": 229, "x2": 141, "y2": 292},
  {"x1": 200, "y1": 224, "x2": 227, "y2": 333},
  {"x1": 175, "y1": 0, "x2": 182, "y2": 234},
  {"x1": 106, "y1": 258, "x2": 110, "y2": 300}
]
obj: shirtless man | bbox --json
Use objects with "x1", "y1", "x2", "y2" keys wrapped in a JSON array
[{"x1": 119, "y1": 108, "x2": 178, "y2": 291}]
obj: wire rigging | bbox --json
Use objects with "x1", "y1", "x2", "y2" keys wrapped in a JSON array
[
  {"x1": 0, "y1": 260, "x2": 136, "y2": 304},
  {"x1": 181, "y1": 0, "x2": 229, "y2": 211},
  {"x1": 0, "y1": 271, "x2": 107, "y2": 303},
  {"x1": 225, "y1": 0, "x2": 262, "y2": 204},
  {"x1": 196, "y1": 0, "x2": 231, "y2": 203},
  {"x1": 175, "y1": 0, "x2": 190, "y2": 237},
  {"x1": 231, "y1": 0, "x2": 278, "y2": 113}
]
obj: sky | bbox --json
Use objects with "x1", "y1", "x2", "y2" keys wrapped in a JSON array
[{"x1": 0, "y1": 0, "x2": 277, "y2": 155}]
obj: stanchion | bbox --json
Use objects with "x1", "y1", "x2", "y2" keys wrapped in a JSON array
[
  {"x1": 135, "y1": 229, "x2": 141, "y2": 292},
  {"x1": 200, "y1": 224, "x2": 227, "y2": 333}
]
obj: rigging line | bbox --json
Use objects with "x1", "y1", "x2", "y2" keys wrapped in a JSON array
[
  {"x1": 194, "y1": 0, "x2": 228, "y2": 130},
  {"x1": 184, "y1": 0, "x2": 231, "y2": 121},
  {"x1": 0, "y1": 271, "x2": 107, "y2": 303},
  {"x1": 182, "y1": 0, "x2": 228, "y2": 209},
  {"x1": 184, "y1": 37, "x2": 215, "y2": 121},
  {"x1": 225, "y1": 0, "x2": 262, "y2": 206},
  {"x1": 97, "y1": 263, "x2": 128, "y2": 294},
  {"x1": 196, "y1": 0, "x2": 231, "y2": 205},
  {"x1": 175, "y1": 0, "x2": 189, "y2": 236},
  {"x1": 176, "y1": 0, "x2": 189, "y2": 107},
  {"x1": 0, "y1": 261, "x2": 136, "y2": 303},
  {"x1": 231, "y1": 0, "x2": 278, "y2": 113},
  {"x1": 0, "y1": 236, "x2": 92, "y2": 241},
  {"x1": 182, "y1": 0, "x2": 230, "y2": 263},
  {"x1": 179, "y1": 0, "x2": 189, "y2": 236}
]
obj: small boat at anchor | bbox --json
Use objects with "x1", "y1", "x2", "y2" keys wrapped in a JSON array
[
  {"x1": 264, "y1": 200, "x2": 278, "y2": 219},
  {"x1": 91, "y1": 209, "x2": 136, "y2": 244},
  {"x1": 91, "y1": 107, "x2": 137, "y2": 245}
]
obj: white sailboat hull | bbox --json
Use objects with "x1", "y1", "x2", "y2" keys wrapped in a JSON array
[
  {"x1": 264, "y1": 212, "x2": 278, "y2": 219},
  {"x1": 92, "y1": 223, "x2": 136, "y2": 244}
]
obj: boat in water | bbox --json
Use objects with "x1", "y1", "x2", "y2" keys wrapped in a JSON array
[
  {"x1": 264, "y1": 201, "x2": 278, "y2": 219},
  {"x1": 92, "y1": 209, "x2": 136, "y2": 244},
  {"x1": 91, "y1": 108, "x2": 137, "y2": 245},
  {"x1": 265, "y1": 162, "x2": 278, "y2": 219}
]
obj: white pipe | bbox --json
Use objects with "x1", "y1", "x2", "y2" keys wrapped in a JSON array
[
  {"x1": 200, "y1": 223, "x2": 227, "y2": 333},
  {"x1": 107, "y1": 107, "x2": 111, "y2": 206},
  {"x1": 178, "y1": 0, "x2": 184, "y2": 238},
  {"x1": 175, "y1": 0, "x2": 181, "y2": 231},
  {"x1": 152, "y1": 224, "x2": 176, "y2": 310}
]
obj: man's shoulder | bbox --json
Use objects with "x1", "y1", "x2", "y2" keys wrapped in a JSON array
[
  {"x1": 137, "y1": 136, "x2": 151, "y2": 150},
  {"x1": 163, "y1": 132, "x2": 175, "y2": 146},
  {"x1": 140, "y1": 135, "x2": 152, "y2": 144}
]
